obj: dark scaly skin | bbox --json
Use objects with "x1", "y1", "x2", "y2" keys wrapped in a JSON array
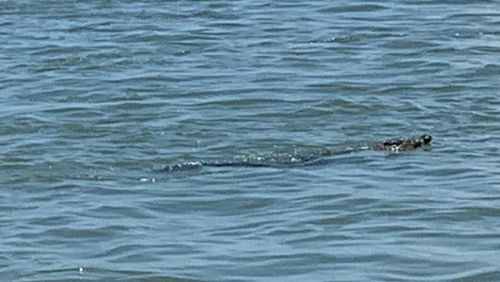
[
  {"x1": 372, "y1": 134, "x2": 432, "y2": 152},
  {"x1": 164, "y1": 134, "x2": 432, "y2": 171}
]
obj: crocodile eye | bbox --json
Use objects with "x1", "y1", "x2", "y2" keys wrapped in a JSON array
[{"x1": 421, "y1": 134, "x2": 432, "y2": 144}]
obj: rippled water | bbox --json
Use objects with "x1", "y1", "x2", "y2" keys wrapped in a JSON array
[{"x1": 1, "y1": 1, "x2": 500, "y2": 281}]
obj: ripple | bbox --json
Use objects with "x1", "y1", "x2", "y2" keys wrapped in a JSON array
[
  {"x1": 2, "y1": 0, "x2": 500, "y2": 281},
  {"x1": 319, "y1": 4, "x2": 387, "y2": 14}
]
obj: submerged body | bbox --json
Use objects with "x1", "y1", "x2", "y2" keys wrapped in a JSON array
[{"x1": 164, "y1": 134, "x2": 432, "y2": 171}]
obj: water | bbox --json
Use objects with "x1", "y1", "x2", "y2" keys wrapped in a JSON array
[{"x1": 1, "y1": 1, "x2": 500, "y2": 281}]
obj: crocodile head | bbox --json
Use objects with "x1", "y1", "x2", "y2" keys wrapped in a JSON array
[{"x1": 421, "y1": 134, "x2": 432, "y2": 145}]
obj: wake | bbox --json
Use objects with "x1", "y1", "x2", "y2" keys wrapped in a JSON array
[{"x1": 162, "y1": 146, "x2": 367, "y2": 172}]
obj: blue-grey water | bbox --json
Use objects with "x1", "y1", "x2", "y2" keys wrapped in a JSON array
[{"x1": 1, "y1": 1, "x2": 500, "y2": 281}]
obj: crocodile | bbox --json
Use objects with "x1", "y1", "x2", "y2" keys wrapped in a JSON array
[
  {"x1": 163, "y1": 134, "x2": 432, "y2": 172},
  {"x1": 372, "y1": 134, "x2": 432, "y2": 152}
]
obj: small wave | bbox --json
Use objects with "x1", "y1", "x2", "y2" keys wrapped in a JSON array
[
  {"x1": 163, "y1": 161, "x2": 204, "y2": 172},
  {"x1": 319, "y1": 4, "x2": 387, "y2": 14}
]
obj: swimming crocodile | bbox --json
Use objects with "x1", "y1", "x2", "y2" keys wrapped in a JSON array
[{"x1": 163, "y1": 134, "x2": 432, "y2": 172}]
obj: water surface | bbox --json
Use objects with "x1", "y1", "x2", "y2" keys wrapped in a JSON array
[{"x1": 1, "y1": 1, "x2": 500, "y2": 281}]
